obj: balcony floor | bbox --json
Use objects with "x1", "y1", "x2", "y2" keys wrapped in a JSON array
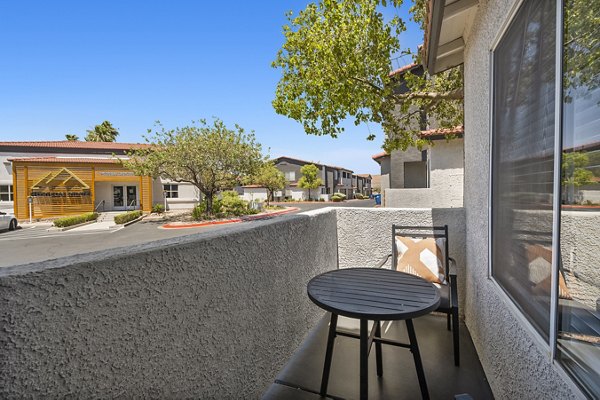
[{"x1": 263, "y1": 313, "x2": 493, "y2": 400}]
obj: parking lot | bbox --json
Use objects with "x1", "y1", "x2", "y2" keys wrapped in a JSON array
[{"x1": 0, "y1": 199, "x2": 375, "y2": 268}]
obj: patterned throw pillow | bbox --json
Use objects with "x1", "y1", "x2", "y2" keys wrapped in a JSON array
[
  {"x1": 526, "y1": 244, "x2": 572, "y2": 300},
  {"x1": 395, "y1": 236, "x2": 447, "y2": 286}
]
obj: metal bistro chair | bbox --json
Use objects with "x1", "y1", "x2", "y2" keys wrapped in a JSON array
[{"x1": 378, "y1": 225, "x2": 460, "y2": 366}]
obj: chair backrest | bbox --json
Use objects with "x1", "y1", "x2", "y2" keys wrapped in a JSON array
[{"x1": 392, "y1": 225, "x2": 450, "y2": 281}]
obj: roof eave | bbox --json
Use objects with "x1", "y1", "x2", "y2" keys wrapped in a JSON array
[{"x1": 423, "y1": 0, "x2": 478, "y2": 75}]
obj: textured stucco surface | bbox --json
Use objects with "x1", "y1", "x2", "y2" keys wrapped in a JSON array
[
  {"x1": 560, "y1": 211, "x2": 600, "y2": 309},
  {"x1": 463, "y1": 0, "x2": 583, "y2": 398},
  {"x1": 0, "y1": 211, "x2": 337, "y2": 398},
  {"x1": 335, "y1": 207, "x2": 466, "y2": 315}
]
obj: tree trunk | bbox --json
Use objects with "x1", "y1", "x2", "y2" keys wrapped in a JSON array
[
  {"x1": 308, "y1": 188, "x2": 311, "y2": 201},
  {"x1": 206, "y1": 193, "x2": 214, "y2": 215}
]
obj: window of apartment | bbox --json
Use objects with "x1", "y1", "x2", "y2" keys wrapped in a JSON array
[
  {"x1": 492, "y1": 0, "x2": 599, "y2": 396},
  {"x1": 284, "y1": 171, "x2": 295, "y2": 181},
  {"x1": 163, "y1": 184, "x2": 179, "y2": 198},
  {"x1": 0, "y1": 185, "x2": 13, "y2": 201}
]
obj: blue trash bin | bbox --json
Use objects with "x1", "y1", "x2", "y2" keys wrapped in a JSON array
[{"x1": 374, "y1": 194, "x2": 381, "y2": 205}]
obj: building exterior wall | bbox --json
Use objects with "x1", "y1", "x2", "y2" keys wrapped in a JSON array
[
  {"x1": 0, "y1": 210, "x2": 338, "y2": 398},
  {"x1": 384, "y1": 139, "x2": 464, "y2": 208},
  {"x1": 10, "y1": 162, "x2": 153, "y2": 219},
  {"x1": 241, "y1": 187, "x2": 268, "y2": 202},
  {"x1": 390, "y1": 146, "x2": 423, "y2": 188},
  {"x1": 462, "y1": 0, "x2": 581, "y2": 398}
]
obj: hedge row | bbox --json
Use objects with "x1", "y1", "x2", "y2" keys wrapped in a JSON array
[
  {"x1": 114, "y1": 210, "x2": 143, "y2": 225},
  {"x1": 53, "y1": 212, "x2": 98, "y2": 228}
]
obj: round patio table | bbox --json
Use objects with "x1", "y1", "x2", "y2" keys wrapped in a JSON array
[{"x1": 307, "y1": 267, "x2": 441, "y2": 400}]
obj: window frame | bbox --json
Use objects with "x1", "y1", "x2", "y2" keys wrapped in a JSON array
[
  {"x1": 163, "y1": 184, "x2": 179, "y2": 199},
  {"x1": 0, "y1": 184, "x2": 13, "y2": 202},
  {"x1": 487, "y1": 0, "x2": 564, "y2": 358}
]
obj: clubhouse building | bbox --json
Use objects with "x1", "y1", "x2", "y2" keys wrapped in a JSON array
[{"x1": 0, "y1": 141, "x2": 200, "y2": 220}]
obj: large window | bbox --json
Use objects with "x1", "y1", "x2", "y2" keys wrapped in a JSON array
[
  {"x1": 491, "y1": 0, "x2": 599, "y2": 396},
  {"x1": 491, "y1": 0, "x2": 557, "y2": 339},
  {"x1": 0, "y1": 185, "x2": 13, "y2": 201}
]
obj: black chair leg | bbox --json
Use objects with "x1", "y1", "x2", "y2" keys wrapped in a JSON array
[
  {"x1": 375, "y1": 321, "x2": 383, "y2": 377},
  {"x1": 447, "y1": 313, "x2": 451, "y2": 331},
  {"x1": 320, "y1": 313, "x2": 338, "y2": 396},
  {"x1": 406, "y1": 319, "x2": 430, "y2": 400},
  {"x1": 452, "y1": 308, "x2": 460, "y2": 366},
  {"x1": 360, "y1": 319, "x2": 369, "y2": 400}
]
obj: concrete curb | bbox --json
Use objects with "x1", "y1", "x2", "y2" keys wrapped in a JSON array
[
  {"x1": 122, "y1": 215, "x2": 146, "y2": 227},
  {"x1": 48, "y1": 219, "x2": 99, "y2": 232},
  {"x1": 160, "y1": 207, "x2": 299, "y2": 229}
]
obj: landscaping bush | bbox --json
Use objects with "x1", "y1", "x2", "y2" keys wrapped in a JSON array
[
  {"x1": 191, "y1": 192, "x2": 258, "y2": 220},
  {"x1": 333, "y1": 192, "x2": 347, "y2": 200},
  {"x1": 152, "y1": 204, "x2": 165, "y2": 213},
  {"x1": 331, "y1": 195, "x2": 343, "y2": 202},
  {"x1": 319, "y1": 198, "x2": 325, "y2": 202},
  {"x1": 54, "y1": 212, "x2": 98, "y2": 228},
  {"x1": 114, "y1": 210, "x2": 143, "y2": 224}
]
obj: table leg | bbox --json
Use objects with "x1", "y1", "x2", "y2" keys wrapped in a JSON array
[
  {"x1": 360, "y1": 318, "x2": 368, "y2": 400},
  {"x1": 375, "y1": 321, "x2": 383, "y2": 377},
  {"x1": 320, "y1": 313, "x2": 338, "y2": 396},
  {"x1": 406, "y1": 319, "x2": 429, "y2": 400}
]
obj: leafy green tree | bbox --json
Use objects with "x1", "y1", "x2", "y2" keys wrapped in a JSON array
[
  {"x1": 562, "y1": 151, "x2": 594, "y2": 204},
  {"x1": 65, "y1": 134, "x2": 79, "y2": 141},
  {"x1": 272, "y1": 0, "x2": 463, "y2": 152},
  {"x1": 298, "y1": 164, "x2": 323, "y2": 200},
  {"x1": 85, "y1": 121, "x2": 119, "y2": 142},
  {"x1": 124, "y1": 119, "x2": 265, "y2": 215},
  {"x1": 250, "y1": 162, "x2": 286, "y2": 206}
]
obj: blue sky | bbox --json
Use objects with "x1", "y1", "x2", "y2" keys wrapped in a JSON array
[{"x1": 0, "y1": 1, "x2": 422, "y2": 174}]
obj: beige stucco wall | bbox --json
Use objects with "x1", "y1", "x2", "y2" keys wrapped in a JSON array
[{"x1": 0, "y1": 210, "x2": 337, "y2": 398}]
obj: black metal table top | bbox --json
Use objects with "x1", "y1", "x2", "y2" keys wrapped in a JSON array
[{"x1": 307, "y1": 268, "x2": 441, "y2": 320}]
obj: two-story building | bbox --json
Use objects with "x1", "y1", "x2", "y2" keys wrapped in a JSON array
[
  {"x1": 262, "y1": 156, "x2": 359, "y2": 201},
  {"x1": 0, "y1": 141, "x2": 200, "y2": 219}
]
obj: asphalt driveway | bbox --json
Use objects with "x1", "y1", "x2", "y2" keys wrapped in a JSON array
[{"x1": 0, "y1": 199, "x2": 375, "y2": 268}]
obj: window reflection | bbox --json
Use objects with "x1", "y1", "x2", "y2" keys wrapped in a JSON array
[{"x1": 558, "y1": 0, "x2": 600, "y2": 396}]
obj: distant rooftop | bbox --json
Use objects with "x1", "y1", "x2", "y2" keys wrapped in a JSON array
[{"x1": 0, "y1": 141, "x2": 149, "y2": 151}]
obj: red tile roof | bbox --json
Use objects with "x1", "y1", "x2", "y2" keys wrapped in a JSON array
[
  {"x1": 419, "y1": 125, "x2": 464, "y2": 137},
  {"x1": 389, "y1": 63, "x2": 419, "y2": 77},
  {"x1": 0, "y1": 141, "x2": 149, "y2": 150},
  {"x1": 371, "y1": 152, "x2": 389, "y2": 160},
  {"x1": 242, "y1": 184, "x2": 266, "y2": 188},
  {"x1": 356, "y1": 174, "x2": 372, "y2": 178},
  {"x1": 8, "y1": 157, "x2": 123, "y2": 164},
  {"x1": 372, "y1": 126, "x2": 463, "y2": 161}
]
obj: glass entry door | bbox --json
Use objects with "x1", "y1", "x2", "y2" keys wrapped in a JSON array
[
  {"x1": 113, "y1": 185, "x2": 138, "y2": 210},
  {"x1": 126, "y1": 186, "x2": 137, "y2": 208},
  {"x1": 113, "y1": 186, "x2": 124, "y2": 208}
]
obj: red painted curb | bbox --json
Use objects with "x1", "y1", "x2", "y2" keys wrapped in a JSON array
[{"x1": 160, "y1": 207, "x2": 300, "y2": 229}]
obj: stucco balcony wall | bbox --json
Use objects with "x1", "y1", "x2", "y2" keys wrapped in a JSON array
[{"x1": 0, "y1": 209, "x2": 337, "y2": 398}]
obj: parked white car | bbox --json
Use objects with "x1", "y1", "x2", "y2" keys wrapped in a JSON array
[{"x1": 0, "y1": 211, "x2": 17, "y2": 231}]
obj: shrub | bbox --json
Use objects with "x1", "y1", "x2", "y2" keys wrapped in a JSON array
[
  {"x1": 152, "y1": 204, "x2": 165, "y2": 213},
  {"x1": 114, "y1": 210, "x2": 143, "y2": 224},
  {"x1": 319, "y1": 198, "x2": 325, "y2": 202},
  {"x1": 333, "y1": 192, "x2": 347, "y2": 200},
  {"x1": 221, "y1": 191, "x2": 256, "y2": 215},
  {"x1": 54, "y1": 212, "x2": 98, "y2": 228},
  {"x1": 331, "y1": 195, "x2": 343, "y2": 202}
]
